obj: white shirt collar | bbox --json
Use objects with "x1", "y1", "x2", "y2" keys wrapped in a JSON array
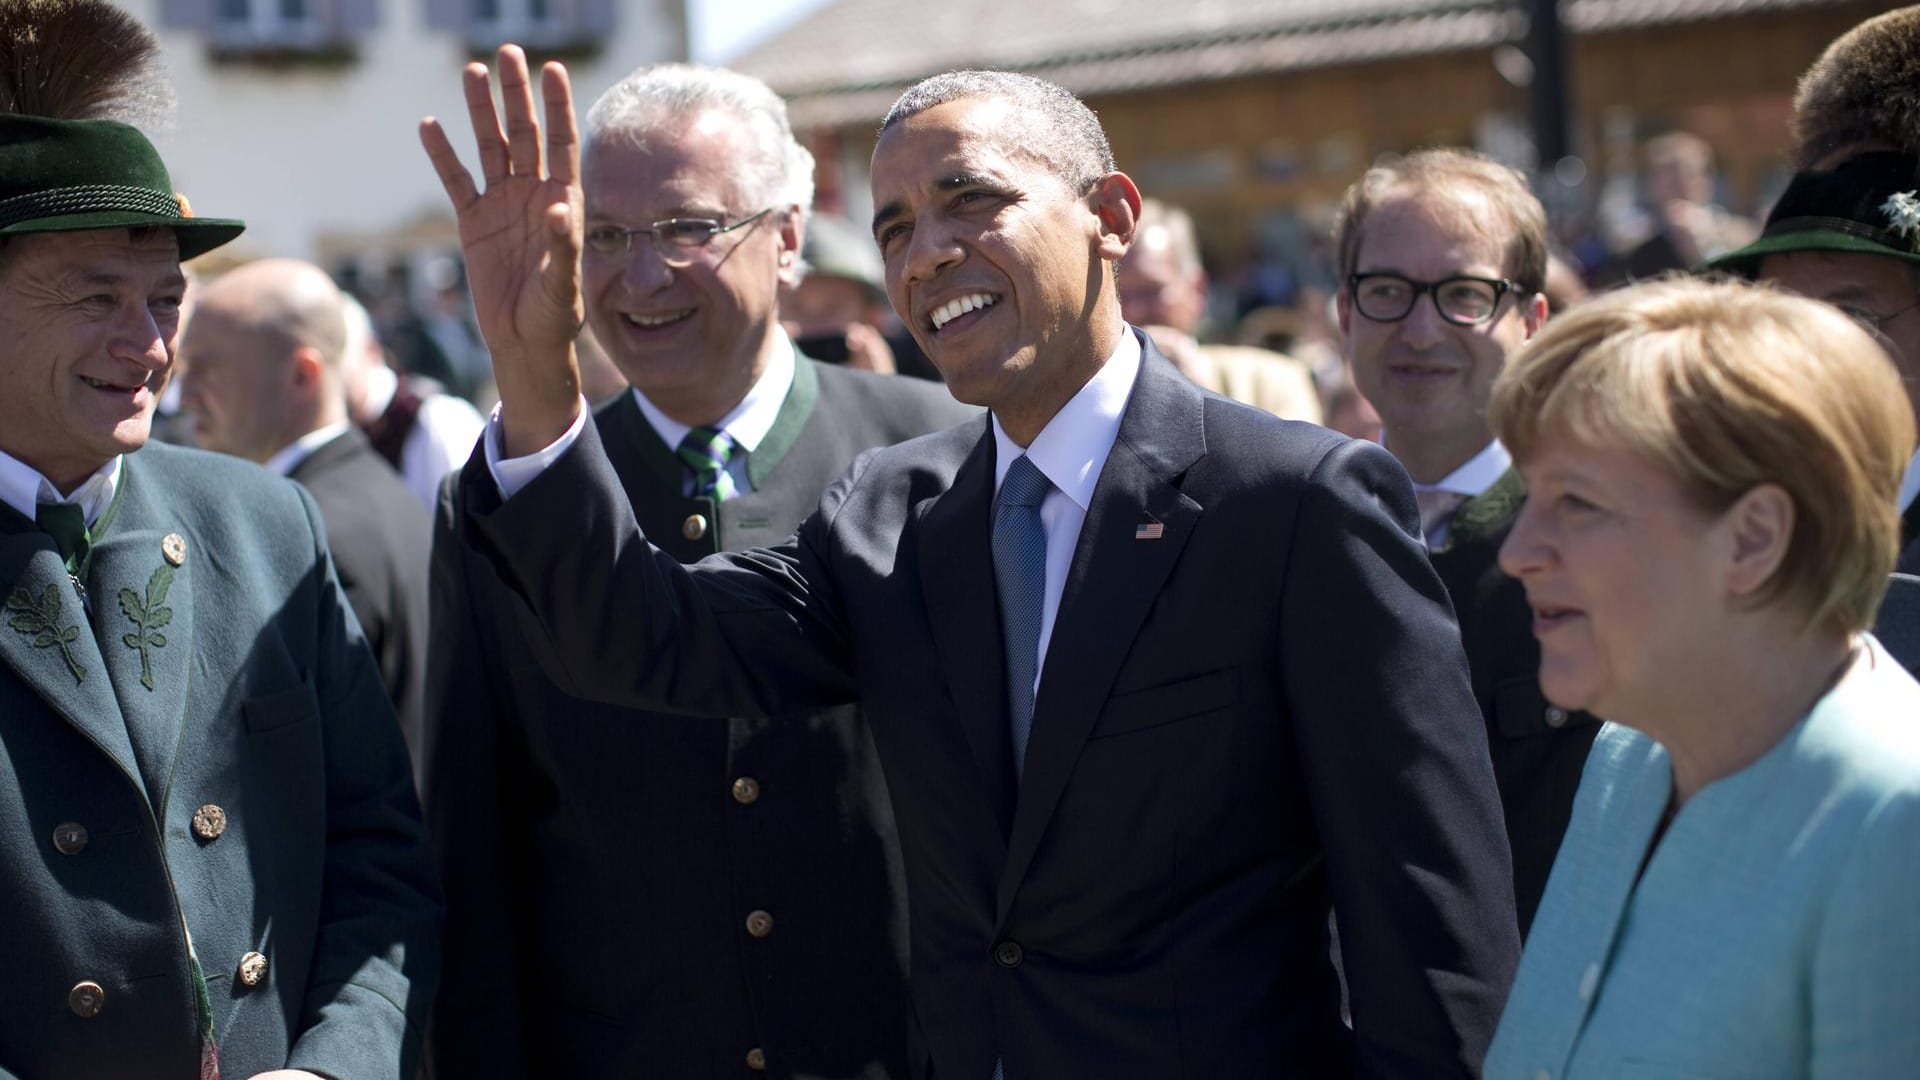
[
  {"x1": 265, "y1": 421, "x2": 355, "y2": 477},
  {"x1": 991, "y1": 326, "x2": 1142, "y2": 511},
  {"x1": 631, "y1": 326, "x2": 797, "y2": 455},
  {"x1": 1901, "y1": 449, "x2": 1920, "y2": 516},
  {"x1": 1410, "y1": 439, "x2": 1512, "y2": 499},
  {"x1": 0, "y1": 448, "x2": 122, "y2": 527}
]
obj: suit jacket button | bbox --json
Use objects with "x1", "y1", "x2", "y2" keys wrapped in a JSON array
[
  {"x1": 731, "y1": 777, "x2": 761, "y2": 805},
  {"x1": 745, "y1": 1047, "x2": 767, "y2": 1071},
  {"x1": 68, "y1": 981, "x2": 106, "y2": 1018},
  {"x1": 237, "y1": 951, "x2": 269, "y2": 988},
  {"x1": 51, "y1": 822, "x2": 89, "y2": 855},
  {"x1": 682, "y1": 513, "x2": 709, "y2": 541},
  {"x1": 745, "y1": 910, "x2": 774, "y2": 938},
  {"x1": 192, "y1": 804, "x2": 228, "y2": 842},
  {"x1": 993, "y1": 940, "x2": 1023, "y2": 968},
  {"x1": 1544, "y1": 706, "x2": 1569, "y2": 729}
]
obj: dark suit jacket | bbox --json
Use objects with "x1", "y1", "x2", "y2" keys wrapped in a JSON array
[
  {"x1": 461, "y1": 333, "x2": 1519, "y2": 1078},
  {"x1": 1879, "y1": 574, "x2": 1920, "y2": 674},
  {"x1": 1429, "y1": 471, "x2": 1600, "y2": 937},
  {"x1": 288, "y1": 427, "x2": 431, "y2": 768},
  {"x1": 426, "y1": 356, "x2": 976, "y2": 1079},
  {"x1": 0, "y1": 442, "x2": 440, "y2": 1079}
]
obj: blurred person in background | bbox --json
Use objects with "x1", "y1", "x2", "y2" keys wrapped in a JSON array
[
  {"x1": 1119, "y1": 198, "x2": 1322, "y2": 422},
  {"x1": 1707, "y1": 3, "x2": 1920, "y2": 669},
  {"x1": 780, "y1": 211, "x2": 902, "y2": 374},
  {"x1": 424, "y1": 61, "x2": 973, "y2": 1080},
  {"x1": 1485, "y1": 278, "x2": 1920, "y2": 1077},
  {"x1": 181, "y1": 260, "x2": 432, "y2": 765},
  {"x1": 1334, "y1": 147, "x2": 1598, "y2": 936},
  {"x1": 1594, "y1": 132, "x2": 1758, "y2": 285},
  {"x1": 339, "y1": 292, "x2": 486, "y2": 512}
]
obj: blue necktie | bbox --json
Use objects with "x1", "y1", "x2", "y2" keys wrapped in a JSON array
[{"x1": 993, "y1": 455, "x2": 1050, "y2": 782}]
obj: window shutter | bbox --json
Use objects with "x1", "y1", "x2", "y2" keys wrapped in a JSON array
[
  {"x1": 423, "y1": 0, "x2": 467, "y2": 31},
  {"x1": 157, "y1": 0, "x2": 215, "y2": 29}
]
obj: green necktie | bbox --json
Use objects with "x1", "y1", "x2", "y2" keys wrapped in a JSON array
[
  {"x1": 676, "y1": 426, "x2": 740, "y2": 502},
  {"x1": 36, "y1": 501, "x2": 89, "y2": 578}
]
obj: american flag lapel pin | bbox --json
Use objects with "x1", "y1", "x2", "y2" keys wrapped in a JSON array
[{"x1": 1135, "y1": 519, "x2": 1165, "y2": 540}]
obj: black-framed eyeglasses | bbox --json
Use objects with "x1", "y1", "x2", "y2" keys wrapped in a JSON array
[
  {"x1": 1348, "y1": 272, "x2": 1524, "y2": 326},
  {"x1": 584, "y1": 207, "x2": 773, "y2": 264},
  {"x1": 1836, "y1": 295, "x2": 1920, "y2": 336}
]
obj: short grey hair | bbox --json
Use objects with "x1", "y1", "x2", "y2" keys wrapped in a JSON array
[
  {"x1": 880, "y1": 70, "x2": 1114, "y2": 195},
  {"x1": 585, "y1": 63, "x2": 815, "y2": 214}
]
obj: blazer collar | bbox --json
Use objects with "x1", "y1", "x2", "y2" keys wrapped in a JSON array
[
  {"x1": 1441, "y1": 468, "x2": 1526, "y2": 551},
  {"x1": 599, "y1": 348, "x2": 822, "y2": 493}
]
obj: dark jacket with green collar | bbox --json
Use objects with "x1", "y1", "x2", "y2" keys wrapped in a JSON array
[
  {"x1": 1429, "y1": 469, "x2": 1600, "y2": 939},
  {"x1": 0, "y1": 441, "x2": 441, "y2": 1079},
  {"x1": 426, "y1": 355, "x2": 976, "y2": 1079}
]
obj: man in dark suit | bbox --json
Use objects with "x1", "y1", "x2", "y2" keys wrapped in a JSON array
[
  {"x1": 181, "y1": 258, "x2": 433, "y2": 763},
  {"x1": 1331, "y1": 149, "x2": 1599, "y2": 936},
  {"x1": 423, "y1": 51, "x2": 1518, "y2": 1076},
  {"x1": 0, "y1": 3, "x2": 439, "y2": 1076},
  {"x1": 424, "y1": 63, "x2": 972, "y2": 1079}
]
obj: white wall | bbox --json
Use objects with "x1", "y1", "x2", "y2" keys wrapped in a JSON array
[{"x1": 124, "y1": 0, "x2": 686, "y2": 262}]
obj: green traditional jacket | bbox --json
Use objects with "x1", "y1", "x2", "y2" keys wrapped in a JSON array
[{"x1": 0, "y1": 441, "x2": 440, "y2": 1080}]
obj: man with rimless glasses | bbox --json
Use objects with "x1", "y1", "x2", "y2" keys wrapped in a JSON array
[
  {"x1": 423, "y1": 63, "x2": 972, "y2": 1079},
  {"x1": 1334, "y1": 149, "x2": 1599, "y2": 937}
]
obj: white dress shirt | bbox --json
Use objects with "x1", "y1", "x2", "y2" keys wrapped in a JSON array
[
  {"x1": 630, "y1": 331, "x2": 795, "y2": 497},
  {"x1": 263, "y1": 421, "x2": 354, "y2": 478},
  {"x1": 1406, "y1": 438, "x2": 1511, "y2": 549},
  {"x1": 487, "y1": 329, "x2": 797, "y2": 500},
  {"x1": 990, "y1": 328, "x2": 1141, "y2": 696},
  {"x1": 0, "y1": 448, "x2": 121, "y2": 528}
]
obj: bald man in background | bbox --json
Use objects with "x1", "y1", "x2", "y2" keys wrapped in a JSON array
[{"x1": 182, "y1": 260, "x2": 432, "y2": 763}]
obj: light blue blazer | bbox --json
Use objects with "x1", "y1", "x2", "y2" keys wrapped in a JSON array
[{"x1": 1485, "y1": 635, "x2": 1920, "y2": 1079}]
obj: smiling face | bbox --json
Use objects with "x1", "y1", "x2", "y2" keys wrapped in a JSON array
[
  {"x1": 870, "y1": 96, "x2": 1134, "y2": 439},
  {"x1": 1498, "y1": 429, "x2": 1734, "y2": 720},
  {"x1": 1338, "y1": 186, "x2": 1543, "y2": 479},
  {"x1": 0, "y1": 228, "x2": 184, "y2": 491},
  {"x1": 582, "y1": 110, "x2": 800, "y2": 425}
]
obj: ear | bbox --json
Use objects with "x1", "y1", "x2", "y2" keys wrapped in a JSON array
[
  {"x1": 289, "y1": 346, "x2": 326, "y2": 389},
  {"x1": 775, "y1": 206, "x2": 805, "y2": 288},
  {"x1": 1521, "y1": 290, "x2": 1550, "y2": 338},
  {"x1": 1091, "y1": 172, "x2": 1141, "y2": 263},
  {"x1": 1721, "y1": 482, "x2": 1795, "y2": 600}
]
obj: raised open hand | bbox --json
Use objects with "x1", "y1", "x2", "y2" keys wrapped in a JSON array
[{"x1": 419, "y1": 44, "x2": 583, "y2": 456}]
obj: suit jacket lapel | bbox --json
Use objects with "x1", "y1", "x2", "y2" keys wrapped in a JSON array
[
  {"x1": 1442, "y1": 468, "x2": 1524, "y2": 552},
  {"x1": 915, "y1": 420, "x2": 1019, "y2": 842},
  {"x1": 996, "y1": 339, "x2": 1206, "y2": 926},
  {"x1": 0, "y1": 532, "x2": 142, "y2": 786},
  {"x1": 88, "y1": 456, "x2": 194, "y2": 809}
]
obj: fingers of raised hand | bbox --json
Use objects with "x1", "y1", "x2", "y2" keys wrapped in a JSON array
[
  {"x1": 461, "y1": 60, "x2": 510, "y2": 183},
  {"x1": 541, "y1": 61, "x2": 580, "y2": 186},
  {"x1": 496, "y1": 45, "x2": 546, "y2": 178},
  {"x1": 418, "y1": 117, "x2": 479, "y2": 209}
]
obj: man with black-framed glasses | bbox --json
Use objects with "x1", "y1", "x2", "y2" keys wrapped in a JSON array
[
  {"x1": 1333, "y1": 148, "x2": 1597, "y2": 937},
  {"x1": 423, "y1": 62, "x2": 973, "y2": 1080}
]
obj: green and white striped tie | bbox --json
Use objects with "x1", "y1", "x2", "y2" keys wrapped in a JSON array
[{"x1": 676, "y1": 426, "x2": 739, "y2": 502}]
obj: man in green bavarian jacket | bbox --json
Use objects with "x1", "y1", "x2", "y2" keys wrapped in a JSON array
[{"x1": 0, "y1": 3, "x2": 441, "y2": 1077}]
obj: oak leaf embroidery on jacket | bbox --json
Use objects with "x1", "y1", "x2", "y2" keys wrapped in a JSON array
[
  {"x1": 119, "y1": 564, "x2": 174, "y2": 691},
  {"x1": 7, "y1": 582, "x2": 85, "y2": 684}
]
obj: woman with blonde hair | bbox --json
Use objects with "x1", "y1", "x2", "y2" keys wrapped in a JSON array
[{"x1": 1483, "y1": 277, "x2": 1920, "y2": 1077}]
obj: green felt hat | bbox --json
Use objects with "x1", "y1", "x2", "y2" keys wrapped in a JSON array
[
  {"x1": 1707, "y1": 152, "x2": 1920, "y2": 277},
  {"x1": 0, "y1": 114, "x2": 243, "y2": 259}
]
